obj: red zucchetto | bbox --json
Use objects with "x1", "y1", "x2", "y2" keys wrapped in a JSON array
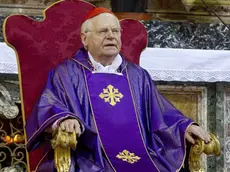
[{"x1": 84, "y1": 7, "x2": 115, "y2": 21}]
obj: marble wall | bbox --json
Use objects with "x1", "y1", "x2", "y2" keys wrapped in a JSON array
[
  {"x1": 144, "y1": 20, "x2": 230, "y2": 50},
  {"x1": 225, "y1": 88, "x2": 230, "y2": 171}
]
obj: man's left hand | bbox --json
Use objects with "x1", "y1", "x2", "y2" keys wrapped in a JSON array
[{"x1": 185, "y1": 124, "x2": 210, "y2": 144}]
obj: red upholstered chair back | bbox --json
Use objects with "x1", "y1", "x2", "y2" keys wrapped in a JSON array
[{"x1": 3, "y1": 0, "x2": 147, "y2": 170}]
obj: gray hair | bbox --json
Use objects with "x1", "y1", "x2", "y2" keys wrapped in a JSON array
[
  {"x1": 80, "y1": 13, "x2": 120, "y2": 33},
  {"x1": 81, "y1": 18, "x2": 93, "y2": 33}
]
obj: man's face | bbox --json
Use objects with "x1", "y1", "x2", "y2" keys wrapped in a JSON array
[{"x1": 82, "y1": 13, "x2": 121, "y2": 60}]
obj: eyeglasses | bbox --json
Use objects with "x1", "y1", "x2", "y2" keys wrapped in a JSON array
[{"x1": 87, "y1": 28, "x2": 122, "y2": 37}]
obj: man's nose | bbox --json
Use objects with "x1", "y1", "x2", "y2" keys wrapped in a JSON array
[{"x1": 106, "y1": 30, "x2": 114, "y2": 38}]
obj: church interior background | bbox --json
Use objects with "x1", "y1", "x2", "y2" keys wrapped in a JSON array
[{"x1": 0, "y1": 0, "x2": 230, "y2": 171}]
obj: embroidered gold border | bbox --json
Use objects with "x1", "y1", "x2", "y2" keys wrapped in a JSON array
[
  {"x1": 81, "y1": 63, "x2": 161, "y2": 171},
  {"x1": 176, "y1": 122, "x2": 196, "y2": 172},
  {"x1": 126, "y1": 67, "x2": 196, "y2": 172},
  {"x1": 72, "y1": 53, "x2": 128, "y2": 73},
  {"x1": 72, "y1": 58, "x2": 93, "y2": 72},
  {"x1": 27, "y1": 113, "x2": 73, "y2": 144},
  {"x1": 82, "y1": 67, "x2": 116, "y2": 172},
  {"x1": 125, "y1": 68, "x2": 160, "y2": 172}
]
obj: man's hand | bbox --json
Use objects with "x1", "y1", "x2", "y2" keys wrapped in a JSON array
[
  {"x1": 185, "y1": 124, "x2": 210, "y2": 144},
  {"x1": 60, "y1": 119, "x2": 81, "y2": 135}
]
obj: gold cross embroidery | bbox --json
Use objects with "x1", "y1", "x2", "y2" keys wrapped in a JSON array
[
  {"x1": 116, "y1": 150, "x2": 141, "y2": 164},
  {"x1": 99, "y1": 85, "x2": 123, "y2": 106}
]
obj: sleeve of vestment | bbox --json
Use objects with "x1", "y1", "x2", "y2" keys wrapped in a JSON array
[{"x1": 25, "y1": 65, "x2": 85, "y2": 151}]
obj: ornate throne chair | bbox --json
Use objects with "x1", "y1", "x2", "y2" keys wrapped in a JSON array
[{"x1": 3, "y1": 0, "x2": 220, "y2": 171}]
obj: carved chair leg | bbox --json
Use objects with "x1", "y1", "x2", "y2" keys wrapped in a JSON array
[
  {"x1": 189, "y1": 133, "x2": 220, "y2": 172},
  {"x1": 51, "y1": 127, "x2": 77, "y2": 172}
]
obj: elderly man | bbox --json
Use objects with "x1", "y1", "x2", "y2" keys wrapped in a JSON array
[{"x1": 26, "y1": 7, "x2": 210, "y2": 172}]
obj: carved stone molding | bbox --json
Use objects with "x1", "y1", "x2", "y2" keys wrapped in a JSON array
[
  {"x1": 147, "y1": 0, "x2": 230, "y2": 23},
  {"x1": 182, "y1": 0, "x2": 230, "y2": 6},
  {"x1": 157, "y1": 85, "x2": 208, "y2": 170},
  {"x1": 0, "y1": 79, "x2": 20, "y2": 120},
  {"x1": 0, "y1": 0, "x2": 111, "y2": 15},
  {"x1": 157, "y1": 85, "x2": 207, "y2": 126}
]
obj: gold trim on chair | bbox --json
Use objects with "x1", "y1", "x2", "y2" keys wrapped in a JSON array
[
  {"x1": 189, "y1": 133, "x2": 221, "y2": 172},
  {"x1": 51, "y1": 130, "x2": 221, "y2": 172},
  {"x1": 51, "y1": 127, "x2": 77, "y2": 172}
]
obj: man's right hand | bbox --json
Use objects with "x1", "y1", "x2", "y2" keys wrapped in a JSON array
[{"x1": 60, "y1": 118, "x2": 81, "y2": 135}]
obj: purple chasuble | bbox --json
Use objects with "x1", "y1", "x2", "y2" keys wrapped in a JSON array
[
  {"x1": 25, "y1": 48, "x2": 194, "y2": 172},
  {"x1": 85, "y1": 69, "x2": 158, "y2": 172}
]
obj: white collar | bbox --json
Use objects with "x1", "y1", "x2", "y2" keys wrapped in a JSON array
[{"x1": 88, "y1": 52, "x2": 122, "y2": 74}]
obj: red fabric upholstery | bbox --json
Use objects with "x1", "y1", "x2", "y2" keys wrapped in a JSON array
[{"x1": 3, "y1": 0, "x2": 147, "y2": 170}]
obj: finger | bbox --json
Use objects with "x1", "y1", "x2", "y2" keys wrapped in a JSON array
[
  {"x1": 75, "y1": 124, "x2": 81, "y2": 135},
  {"x1": 74, "y1": 120, "x2": 80, "y2": 128},
  {"x1": 191, "y1": 127, "x2": 205, "y2": 141},
  {"x1": 73, "y1": 124, "x2": 81, "y2": 135},
  {"x1": 73, "y1": 120, "x2": 81, "y2": 134},
  {"x1": 185, "y1": 133, "x2": 195, "y2": 144},
  {"x1": 199, "y1": 129, "x2": 209, "y2": 143},
  {"x1": 207, "y1": 133, "x2": 211, "y2": 142},
  {"x1": 204, "y1": 132, "x2": 211, "y2": 143},
  {"x1": 60, "y1": 122, "x2": 66, "y2": 131},
  {"x1": 200, "y1": 129, "x2": 208, "y2": 143},
  {"x1": 65, "y1": 123, "x2": 70, "y2": 133},
  {"x1": 68, "y1": 122, "x2": 74, "y2": 133}
]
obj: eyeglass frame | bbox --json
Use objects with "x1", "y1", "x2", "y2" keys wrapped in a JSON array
[{"x1": 85, "y1": 27, "x2": 122, "y2": 37}]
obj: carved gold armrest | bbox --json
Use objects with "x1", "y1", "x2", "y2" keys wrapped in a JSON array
[
  {"x1": 51, "y1": 127, "x2": 77, "y2": 172},
  {"x1": 189, "y1": 133, "x2": 221, "y2": 172}
]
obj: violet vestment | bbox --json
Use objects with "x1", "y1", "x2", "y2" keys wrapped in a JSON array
[{"x1": 26, "y1": 48, "x2": 193, "y2": 172}]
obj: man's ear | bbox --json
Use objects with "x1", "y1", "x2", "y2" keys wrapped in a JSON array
[{"x1": 81, "y1": 33, "x2": 88, "y2": 49}]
